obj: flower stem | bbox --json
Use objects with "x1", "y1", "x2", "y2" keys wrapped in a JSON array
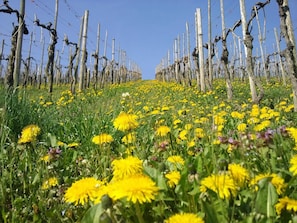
[{"x1": 135, "y1": 202, "x2": 145, "y2": 223}]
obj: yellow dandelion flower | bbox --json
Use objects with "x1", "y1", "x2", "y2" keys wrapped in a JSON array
[
  {"x1": 165, "y1": 171, "x2": 181, "y2": 188},
  {"x1": 275, "y1": 196, "x2": 297, "y2": 215},
  {"x1": 185, "y1": 124, "x2": 192, "y2": 130},
  {"x1": 289, "y1": 154, "x2": 297, "y2": 176},
  {"x1": 178, "y1": 109, "x2": 189, "y2": 116},
  {"x1": 250, "y1": 104, "x2": 260, "y2": 117},
  {"x1": 18, "y1": 124, "x2": 41, "y2": 144},
  {"x1": 64, "y1": 177, "x2": 104, "y2": 206},
  {"x1": 113, "y1": 112, "x2": 139, "y2": 132},
  {"x1": 92, "y1": 133, "x2": 114, "y2": 145},
  {"x1": 108, "y1": 175, "x2": 159, "y2": 204},
  {"x1": 247, "y1": 117, "x2": 260, "y2": 125},
  {"x1": 231, "y1": 111, "x2": 245, "y2": 119},
  {"x1": 42, "y1": 177, "x2": 58, "y2": 190},
  {"x1": 111, "y1": 156, "x2": 143, "y2": 181},
  {"x1": 284, "y1": 104, "x2": 294, "y2": 112},
  {"x1": 68, "y1": 142, "x2": 79, "y2": 148},
  {"x1": 250, "y1": 173, "x2": 286, "y2": 195},
  {"x1": 122, "y1": 132, "x2": 136, "y2": 144},
  {"x1": 200, "y1": 173, "x2": 238, "y2": 199},
  {"x1": 173, "y1": 119, "x2": 182, "y2": 126},
  {"x1": 213, "y1": 115, "x2": 225, "y2": 126},
  {"x1": 165, "y1": 213, "x2": 204, "y2": 223},
  {"x1": 237, "y1": 123, "x2": 247, "y2": 133},
  {"x1": 195, "y1": 128, "x2": 205, "y2": 138},
  {"x1": 167, "y1": 155, "x2": 185, "y2": 166},
  {"x1": 228, "y1": 163, "x2": 250, "y2": 187},
  {"x1": 156, "y1": 126, "x2": 171, "y2": 137},
  {"x1": 178, "y1": 130, "x2": 188, "y2": 140},
  {"x1": 287, "y1": 127, "x2": 297, "y2": 144},
  {"x1": 40, "y1": 154, "x2": 51, "y2": 163},
  {"x1": 187, "y1": 140, "x2": 195, "y2": 148},
  {"x1": 57, "y1": 141, "x2": 66, "y2": 147}
]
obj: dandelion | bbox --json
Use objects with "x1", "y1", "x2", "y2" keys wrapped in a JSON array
[
  {"x1": 287, "y1": 127, "x2": 297, "y2": 144},
  {"x1": 178, "y1": 130, "x2": 188, "y2": 141},
  {"x1": 165, "y1": 213, "x2": 204, "y2": 223},
  {"x1": 18, "y1": 124, "x2": 41, "y2": 144},
  {"x1": 250, "y1": 104, "x2": 260, "y2": 117},
  {"x1": 42, "y1": 177, "x2": 58, "y2": 190},
  {"x1": 237, "y1": 123, "x2": 247, "y2": 133},
  {"x1": 40, "y1": 154, "x2": 50, "y2": 163},
  {"x1": 213, "y1": 115, "x2": 226, "y2": 126},
  {"x1": 195, "y1": 128, "x2": 205, "y2": 138},
  {"x1": 92, "y1": 133, "x2": 114, "y2": 145},
  {"x1": 231, "y1": 111, "x2": 245, "y2": 119},
  {"x1": 64, "y1": 177, "x2": 104, "y2": 206},
  {"x1": 167, "y1": 155, "x2": 185, "y2": 166},
  {"x1": 122, "y1": 132, "x2": 136, "y2": 144},
  {"x1": 275, "y1": 196, "x2": 297, "y2": 215},
  {"x1": 108, "y1": 175, "x2": 159, "y2": 204},
  {"x1": 113, "y1": 112, "x2": 139, "y2": 132},
  {"x1": 165, "y1": 171, "x2": 181, "y2": 188},
  {"x1": 68, "y1": 142, "x2": 80, "y2": 148},
  {"x1": 228, "y1": 163, "x2": 250, "y2": 187},
  {"x1": 111, "y1": 156, "x2": 143, "y2": 181},
  {"x1": 289, "y1": 154, "x2": 297, "y2": 176},
  {"x1": 155, "y1": 125, "x2": 171, "y2": 137},
  {"x1": 200, "y1": 173, "x2": 238, "y2": 199},
  {"x1": 173, "y1": 119, "x2": 182, "y2": 126},
  {"x1": 250, "y1": 173, "x2": 286, "y2": 195}
]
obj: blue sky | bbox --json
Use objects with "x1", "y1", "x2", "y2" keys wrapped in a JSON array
[{"x1": 1, "y1": 0, "x2": 297, "y2": 80}]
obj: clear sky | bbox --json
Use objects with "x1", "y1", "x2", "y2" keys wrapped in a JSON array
[{"x1": 1, "y1": 0, "x2": 297, "y2": 80}]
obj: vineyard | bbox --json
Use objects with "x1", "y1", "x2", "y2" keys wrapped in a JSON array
[{"x1": 1, "y1": 0, "x2": 297, "y2": 223}]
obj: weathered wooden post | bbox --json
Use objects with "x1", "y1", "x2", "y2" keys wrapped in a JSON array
[
  {"x1": 186, "y1": 22, "x2": 192, "y2": 86},
  {"x1": 208, "y1": 0, "x2": 213, "y2": 87},
  {"x1": 239, "y1": 0, "x2": 267, "y2": 104},
  {"x1": 92, "y1": 23, "x2": 100, "y2": 89},
  {"x1": 220, "y1": 0, "x2": 233, "y2": 100},
  {"x1": 0, "y1": 40, "x2": 4, "y2": 78},
  {"x1": 276, "y1": 0, "x2": 297, "y2": 111},
  {"x1": 274, "y1": 27, "x2": 286, "y2": 85},
  {"x1": 196, "y1": 8, "x2": 205, "y2": 92},
  {"x1": 78, "y1": 10, "x2": 89, "y2": 91},
  {"x1": 13, "y1": 0, "x2": 25, "y2": 89},
  {"x1": 254, "y1": 6, "x2": 269, "y2": 83}
]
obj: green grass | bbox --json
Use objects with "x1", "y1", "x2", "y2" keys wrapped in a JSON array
[{"x1": 1, "y1": 79, "x2": 297, "y2": 222}]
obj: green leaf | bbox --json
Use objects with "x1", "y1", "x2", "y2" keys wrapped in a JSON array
[
  {"x1": 255, "y1": 178, "x2": 277, "y2": 218},
  {"x1": 143, "y1": 165, "x2": 168, "y2": 191},
  {"x1": 81, "y1": 203, "x2": 104, "y2": 223},
  {"x1": 47, "y1": 133, "x2": 58, "y2": 147},
  {"x1": 201, "y1": 200, "x2": 220, "y2": 223},
  {"x1": 188, "y1": 186, "x2": 200, "y2": 196}
]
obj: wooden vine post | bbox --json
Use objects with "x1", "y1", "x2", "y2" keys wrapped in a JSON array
[
  {"x1": 34, "y1": 0, "x2": 58, "y2": 93},
  {"x1": 196, "y1": 8, "x2": 205, "y2": 92},
  {"x1": 220, "y1": 0, "x2": 233, "y2": 100},
  {"x1": 276, "y1": 0, "x2": 297, "y2": 111},
  {"x1": 1, "y1": 0, "x2": 28, "y2": 90},
  {"x1": 78, "y1": 10, "x2": 89, "y2": 91},
  {"x1": 239, "y1": 0, "x2": 268, "y2": 104},
  {"x1": 92, "y1": 23, "x2": 100, "y2": 90},
  {"x1": 208, "y1": 0, "x2": 213, "y2": 87}
]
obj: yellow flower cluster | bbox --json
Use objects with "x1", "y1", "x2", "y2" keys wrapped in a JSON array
[
  {"x1": 64, "y1": 156, "x2": 159, "y2": 206},
  {"x1": 18, "y1": 124, "x2": 41, "y2": 144},
  {"x1": 113, "y1": 112, "x2": 139, "y2": 132},
  {"x1": 92, "y1": 133, "x2": 114, "y2": 145},
  {"x1": 165, "y1": 213, "x2": 204, "y2": 223}
]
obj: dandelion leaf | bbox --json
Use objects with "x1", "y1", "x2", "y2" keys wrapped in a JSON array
[
  {"x1": 81, "y1": 203, "x2": 104, "y2": 223},
  {"x1": 255, "y1": 178, "x2": 277, "y2": 217}
]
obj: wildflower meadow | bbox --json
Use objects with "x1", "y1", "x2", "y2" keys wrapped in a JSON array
[{"x1": 1, "y1": 79, "x2": 297, "y2": 222}]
